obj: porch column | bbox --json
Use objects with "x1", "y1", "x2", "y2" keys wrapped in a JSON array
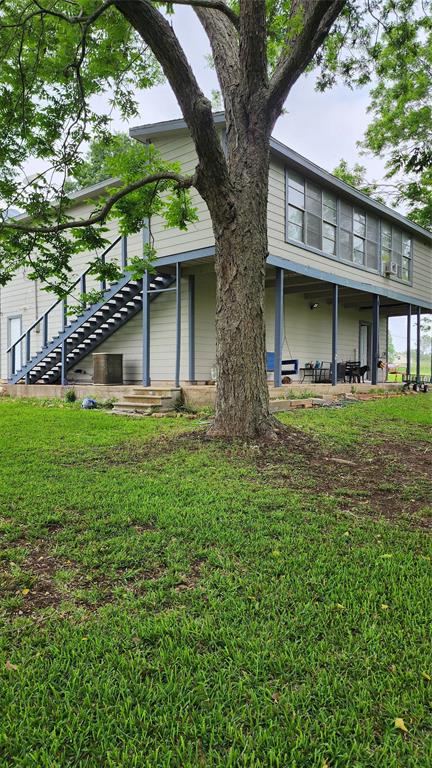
[
  {"x1": 331, "y1": 284, "x2": 339, "y2": 386},
  {"x1": 60, "y1": 340, "x2": 67, "y2": 386},
  {"x1": 406, "y1": 304, "x2": 411, "y2": 377},
  {"x1": 175, "y1": 262, "x2": 182, "y2": 388},
  {"x1": 274, "y1": 267, "x2": 284, "y2": 387},
  {"x1": 121, "y1": 235, "x2": 128, "y2": 270},
  {"x1": 142, "y1": 270, "x2": 150, "y2": 386},
  {"x1": 416, "y1": 306, "x2": 421, "y2": 383},
  {"x1": 372, "y1": 294, "x2": 380, "y2": 385},
  {"x1": 188, "y1": 275, "x2": 195, "y2": 383}
]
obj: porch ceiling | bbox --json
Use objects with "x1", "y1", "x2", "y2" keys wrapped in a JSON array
[{"x1": 265, "y1": 267, "x2": 415, "y2": 315}]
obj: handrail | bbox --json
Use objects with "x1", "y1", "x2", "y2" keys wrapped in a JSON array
[{"x1": 6, "y1": 235, "x2": 124, "y2": 354}]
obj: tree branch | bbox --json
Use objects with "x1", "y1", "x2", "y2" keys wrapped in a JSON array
[
  {"x1": 194, "y1": 5, "x2": 240, "y2": 126},
  {"x1": 239, "y1": 0, "x2": 268, "y2": 106},
  {"x1": 114, "y1": 1, "x2": 231, "y2": 202},
  {"x1": 1, "y1": 171, "x2": 196, "y2": 234},
  {"x1": 159, "y1": 0, "x2": 239, "y2": 29},
  {"x1": 267, "y1": 0, "x2": 346, "y2": 128},
  {"x1": 0, "y1": 0, "x2": 117, "y2": 30}
]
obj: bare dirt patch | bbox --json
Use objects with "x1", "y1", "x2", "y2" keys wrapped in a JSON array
[
  {"x1": 251, "y1": 433, "x2": 432, "y2": 529},
  {"x1": 174, "y1": 558, "x2": 205, "y2": 592},
  {"x1": 0, "y1": 543, "x2": 75, "y2": 616}
]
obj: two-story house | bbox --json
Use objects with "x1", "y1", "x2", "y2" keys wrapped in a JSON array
[{"x1": 1, "y1": 113, "x2": 431, "y2": 407}]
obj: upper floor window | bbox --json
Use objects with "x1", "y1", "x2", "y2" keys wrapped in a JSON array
[
  {"x1": 286, "y1": 169, "x2": 412, "y2": 282},
  {"x1": 381, "y1": 222, "x2": 412, "y2": 280}
]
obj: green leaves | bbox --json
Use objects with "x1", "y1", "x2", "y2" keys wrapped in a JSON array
[
  {"x1": 318, "y1": 0, "x2": 432, "y2": 230},
  {"x1": 0, "y1": 0, "x2": 166, "y2": 291}
]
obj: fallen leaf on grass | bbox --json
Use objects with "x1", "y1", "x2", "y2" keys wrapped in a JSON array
[
  {"x1": 422, "y1": 671, "x2": 431, "y2": 681},
  {"x1": 5, "y1": 660, "x2": 18, "y2": 671},
  {"x1": 381, "y1": 603, "x2": 389, "y2": 610},
  {"x1": 21, "y1": 588, "x2": 30, "y2": 596},
  {"x1": 395, "y1": 717, "x2": 408, "y2": 733}
]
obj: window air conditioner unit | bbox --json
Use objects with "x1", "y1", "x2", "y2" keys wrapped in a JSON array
[{"x1": 384, "y1": 261, "x2": 398, "y2": 277}]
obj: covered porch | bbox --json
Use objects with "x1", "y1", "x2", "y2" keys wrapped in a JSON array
[{"x1": 267, "y1": 258, "x2": 429, "y2": 390}]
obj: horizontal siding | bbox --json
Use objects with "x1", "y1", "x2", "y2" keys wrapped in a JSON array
[{"x1": 144, "y1": 134, "x2": 214, "y2": 259}]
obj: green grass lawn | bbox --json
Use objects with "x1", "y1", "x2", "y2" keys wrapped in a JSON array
[{"x1": 0, "y1": 395, "x2": 431, "y2": 767}]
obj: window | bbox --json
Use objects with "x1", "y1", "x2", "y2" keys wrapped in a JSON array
[
  {"x1": 322, "y1": 191, "x2": 337, "y2": 255},
  {"x1": 402, "y1": 234, "x2": 412, "y2": 280},
  {"x1": 380, "y1": 222, "x2": 412, "y2": 279},
  {"x1": 287, "y1": 171, "x2": 305, "y2": 242},
  {"x1": 340, "y1": 202, "x2": 353, "y2": 261},
  {"x1": 285, "y1": 168, "x2": 413, "y2": 282},
  {"x1": 366, "y1": 215, "x2": 379, "y2": 270},
  {"x1": 287, "y1": 205, "x2": 303, "y2": 241},
  {"x1": 381, "y1": 222, "x2": 392, "y2": 267},
  {"x1": 353, "y1": 235, "x2": 365, "y2": 264}
]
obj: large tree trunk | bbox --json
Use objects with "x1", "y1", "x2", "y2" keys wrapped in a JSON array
[
  {"x1": 211, "y1": 201, "x2": 271, "y2": 439},
  {"x1": 200, "y1": 127, "x2": 274, "y2": 439}
]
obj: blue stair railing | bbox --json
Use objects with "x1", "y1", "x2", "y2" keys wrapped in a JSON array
[{"x1": 7, "y1": 234, "x2": 126, "y2": 384}]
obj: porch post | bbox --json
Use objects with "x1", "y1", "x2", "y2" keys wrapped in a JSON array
[
  {"x1": 142, "y1": 270, "x2": 150, "y2": 386},
  {"x1": 331, "y1": 284, "x2": 339, "y2": 386},
  {"x1": 372, "y1": 294, "x2": 380, "y2": 385},
  {"x1": 416, "y1": 306, "x2": 421, "y2": 383},
  {"x1": 274, "y1": 267, "x2": 284, "y2": 387},
  {"x1": 60, "y1": 340, "x2": 67, "y2": 386},
  {"x1": 121, "y1": 235, "x2": 128, "y2": 270},
  {"x1": 188, "y1": 275, "x2": 195, "y2": 383},
  {"x1": 406, "y1": 304, "x2": 411, "y2": 377},
  {"x1": 175, "y1": 262, "x2": 182, "y2": 388}
]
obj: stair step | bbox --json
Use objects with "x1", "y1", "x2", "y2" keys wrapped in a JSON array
[
  {"x1": 114, "y1": 402, "x2": 158, "y2": 413},
  {"x1": 132, "y1": 387, "x2": 181, "y2": 397},
  {"x1": 122, "y1": 395, "x2": 174, "y2": 405}
]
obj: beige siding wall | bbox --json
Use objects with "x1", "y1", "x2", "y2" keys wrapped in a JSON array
[{"x1": 147, "y1": 133, "x2": 214, "y2": 257}]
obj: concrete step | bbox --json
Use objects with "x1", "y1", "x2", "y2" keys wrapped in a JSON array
[
  {"x1": 112, "y1": 401, "x2": 158, "y2": 414},
  {"x1": 113, "y1": 387, "x2": 181, "y2": 415},
  {"x1": 132, "y1": 387, "x2": 180, "y2": 396},
  {"x1": 123, "y1": 394, "x2": 174, "y2": 405}
]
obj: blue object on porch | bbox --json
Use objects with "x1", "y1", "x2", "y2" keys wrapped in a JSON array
[
  {"x1": 266, "y1": 353, "x2": 299, "y2": 376},
  {"x1": 82, "y1": 397, "x2": 97, "y2": 410},
  {"x1": 266, "y1": 352, "x2": 275, "y2": 371}
]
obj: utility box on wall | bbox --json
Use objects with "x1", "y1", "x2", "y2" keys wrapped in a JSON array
[{"x1": 93, "y1": 353, "x2": 123, "y2": 385}]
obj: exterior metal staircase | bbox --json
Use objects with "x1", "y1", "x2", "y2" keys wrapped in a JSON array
[{"x1": 7, "y1": 236, "x2": 175, "y2": 385}]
